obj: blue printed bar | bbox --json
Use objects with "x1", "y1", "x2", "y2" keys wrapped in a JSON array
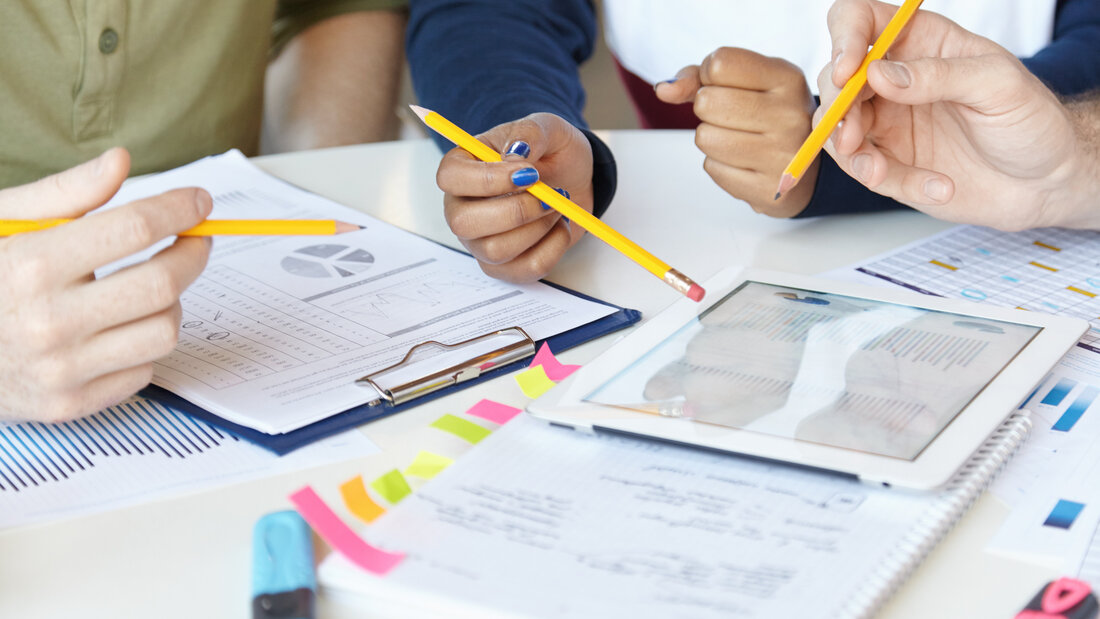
[
  {"x1": 1042, "y1": 378, "x2": 1078, "y2": 407},
  {"x1": 1044, "y1": 499, "x2": 1086, "y2": 529},
  {"x1": 1053, "y1": 386, "x2": 1100, "y2": 432}
]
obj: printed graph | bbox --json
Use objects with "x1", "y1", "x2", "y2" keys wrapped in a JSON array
[
  {"x1": 855, "y1": 226, "x2": 1100, "y2": 353},
  {"x1": 281, "y1": 244, "x2": 375, "y2": 279},
  {"x1": 0, "y1": 398, "x2": 238, "y2": 493}
]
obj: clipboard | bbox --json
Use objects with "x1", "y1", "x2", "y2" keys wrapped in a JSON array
[{"x1": 141, "y1": 282, "x2": 640, "y2": 454}]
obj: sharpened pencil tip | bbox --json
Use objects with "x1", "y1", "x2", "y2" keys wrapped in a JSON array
[
  {"x1": 774, "y1": 174, "x2": 797, "y2": 200},
  {"x1": 334, "y1": 221, "x2": 364, "y2": 234},
  {"x1": 408, "y1": 104, "x2": 430, "y2": 122}
]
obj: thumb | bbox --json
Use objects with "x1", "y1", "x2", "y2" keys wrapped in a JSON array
[
  {"x1": 0, "y1": 147, "x2": 131, "y2": 218},
  {"x1": 654, "y1": 65, "x2": 702, "y2": 105},
  {"x1": 866, "y1": 54, "x2": 1028, "y2": 114}
]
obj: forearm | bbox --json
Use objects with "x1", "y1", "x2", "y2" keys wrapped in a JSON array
[
  {"x1": 263, "y1": 10, "x2": 406, "y2": 153},
  {"x1": 1058, "y1": 92, "x2": 1100, "y2": 227}
]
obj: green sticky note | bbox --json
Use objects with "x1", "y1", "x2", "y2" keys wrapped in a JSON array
[
  {"x1": 404, "y1": 451, "x2": 454, "y2": 479},
  {"x1": 370, "y1": 469, "x2": 412, "y2": 505},
  {"x1": 430, "y1": 414, "x2": 492, "y2": 444},
  {"x1": 516, "y1": 364, "x2": 556, "y2": 399}
]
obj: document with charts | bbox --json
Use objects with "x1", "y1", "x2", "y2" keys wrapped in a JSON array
[
  {"x1": 101, "y1": 151, "x2": 616, "y2": 435},
  {"x1": 824, "y1": 224, "x2": 1100, "y2": 578}
]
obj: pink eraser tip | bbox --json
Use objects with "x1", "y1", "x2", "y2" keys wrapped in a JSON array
[{"x1": 687, "y1": 284, "x2": 706, "y2": 302}]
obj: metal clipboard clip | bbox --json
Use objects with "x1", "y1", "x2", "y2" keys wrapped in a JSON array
[{"x1": 356, "y1": 326, "x2": 536, "y2": 407}]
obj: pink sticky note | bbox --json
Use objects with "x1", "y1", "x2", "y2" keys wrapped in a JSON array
[
  {"x1": 530, "y1": 342, "x2": 581, "y2": 381},
  {"x1": 289, "y1": 486, "x2": 405, "y2": 575},
  {"x1": 466, "y1": 399, "x2": 522, "y2": 425}
]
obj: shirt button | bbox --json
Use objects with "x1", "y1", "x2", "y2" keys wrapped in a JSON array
[{"x1": 98, "y1": 28, "x2": 119, "y2": 54}]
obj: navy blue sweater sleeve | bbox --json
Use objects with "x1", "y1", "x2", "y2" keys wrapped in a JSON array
[
  {"x1": 798, "y1": 0, "x2": 1100, "y2": 219},
  {"x1": 406, "y1": 0, "x2": 616, "y2": 217}
]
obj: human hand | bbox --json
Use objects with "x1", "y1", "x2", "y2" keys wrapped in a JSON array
[
  {"x1": 820, "y1": 0, "x2": 1093, "y2": 230},
  {"x1": 437, "y1": 113, "x2": 593, "y2": 282},
  {"x1": 0, "y1": 148, "x2": 212, "y2": 422},
  {"x1": 656, "y1": 47, "x2": 818, "y2": 217}
]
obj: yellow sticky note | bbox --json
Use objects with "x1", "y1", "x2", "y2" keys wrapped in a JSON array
[
  {"x1": 339, "y1": 475, "x2": 386, "y2": 524},
  {"x1": 516, "y1": 364, "x2": 556, "y2": 398},
  {"x1": 370, "y1": 469, "x2": 412, "y2": 505},
  {"x1": 430, "y1": 414, "x2": 492, "y2": 444},
  {"x1": 404, "y1": 451, "x2": 454, "y2": 479}
]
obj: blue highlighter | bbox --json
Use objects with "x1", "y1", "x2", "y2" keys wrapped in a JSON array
[{"x1": 252, "y1": 510, "x2": 316, "y2": 619}]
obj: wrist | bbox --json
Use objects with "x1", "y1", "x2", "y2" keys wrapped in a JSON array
[{"x1": 1048, "y1": 97, "x2": 1100, "y2": 228}]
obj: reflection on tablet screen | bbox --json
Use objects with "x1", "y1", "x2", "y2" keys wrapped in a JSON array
[{"x1": 585, "y1": 282, "x2": 1040, "y2": 460}]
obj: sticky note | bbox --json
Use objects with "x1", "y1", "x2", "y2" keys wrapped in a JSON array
[
  {"x1": 516, "y1": 365, "x2": 556, "y2": 399},
  {"x1": 370, "y1": 469, "x2": 412, "y2": 505},
  {"x1": 530, "y1": 342, "x2": 581, "y2": 381},
  {"x1": 430, "y1": 414, "x2": 492, "y2": 444},
  {"x1": 339, "y1": 476, "x2": 386, "y2": 524},
  {"x1": 466, "y1": 399, "x2": 522, "y2": 425},
  {"x1": 289, "y1": 486, "x2": 404, "y2": 575},
  {"x1": 404, "y1": 451, "x2": 454, "y2": 479}
]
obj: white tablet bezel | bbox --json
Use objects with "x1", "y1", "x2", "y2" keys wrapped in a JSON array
[{"x1": 528, "y1": 266, "x2": 1088, "y2": 489}]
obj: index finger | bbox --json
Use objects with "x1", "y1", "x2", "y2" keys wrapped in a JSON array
[
  {"x1": 826, "y1": 0, "x2": 896, "y2": 88},
  {"x1": 436, "y1": 148, "x2": 539, "y2": 198},
  {"x1": 31, "y1": 187, "x2": 213, "y2": 282}
]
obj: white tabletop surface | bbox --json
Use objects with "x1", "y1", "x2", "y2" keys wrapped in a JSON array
[{"x1": 0, "y1": 132, "x2": 1057, "y2": 617}]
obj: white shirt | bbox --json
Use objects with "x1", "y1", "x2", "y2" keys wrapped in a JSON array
[{"x1": 603, "y1": 0, "x2": 1057, "y2": 86}]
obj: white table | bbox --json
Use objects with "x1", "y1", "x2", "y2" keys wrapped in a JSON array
[{"x1": 0, "y1": 132, "x2": 1057, "y2": 618}]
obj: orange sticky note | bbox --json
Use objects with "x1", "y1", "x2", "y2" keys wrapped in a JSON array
[
  {"x1": 339, "y1": 476, "x2": 386, "y2": 524},
  {"x1": 466, "y1": 399, "x2": 523, "y2": 425},
  {"x1": 516, "y1": 364, "x2": 556, "y2": 398},
  {"x1": 289, "y1": 486, "x2": 404, "y2": 575}
]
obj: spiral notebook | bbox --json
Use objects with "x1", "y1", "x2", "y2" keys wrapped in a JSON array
[{"x1": 318, "y1": 411, "x2": 1031, "y2": 618}]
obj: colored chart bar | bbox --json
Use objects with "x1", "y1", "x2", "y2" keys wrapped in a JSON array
[
  {"x1": 1053, "y1": 387, "x2": 1100, "y2": 432},
  {"x1": 1044, "y1": 499, "x2": 1086, "y2": 529},
  {"x1": 1042, "y1": 378, "x2": 1079, "y2": 407}
]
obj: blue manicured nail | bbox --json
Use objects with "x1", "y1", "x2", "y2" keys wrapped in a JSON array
[
  {"x1": 657, "y1": 78, "x2": 678, "y2": 86},
  {"x1": 511, "y1": 167, "x2": 539, "y2": 186},
  {"x1": 541, "y1": 187, "x2": 570, "y2": 210},
  {"x1": 504, "y1": 141, "x2": 531, "y2": 158}
]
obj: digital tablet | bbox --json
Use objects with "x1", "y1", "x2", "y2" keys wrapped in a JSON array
[{"x1": 528, "y1": 267, "x2": 1088, "y2": 489}]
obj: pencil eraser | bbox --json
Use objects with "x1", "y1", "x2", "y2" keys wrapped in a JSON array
[{"x1": 687, "y1": 284, "x2": 706, "y2": 302}]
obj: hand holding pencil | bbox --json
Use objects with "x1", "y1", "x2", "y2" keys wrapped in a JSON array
[{"x1": 810, "y1": 0, "x2": 1093, "y2": 230}]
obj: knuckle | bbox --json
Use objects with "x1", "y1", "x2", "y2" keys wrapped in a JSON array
[
  {"x1": 34, "y1": 355, "x2": 75, "y2": 392},
  {"x1": 121, "y1": 209, "x2": 158, "y2": 247},
  {"x1": 144, "y1": 263, "x2": 183, "y2": 308},
  {"x1": 10, "y1": 250, "x2": 52, "y2": 294},
  {"x1": 479, "y1": 237, "x2": 513, "y2": 265},
  {"x1": 151, "y1": 314, "x2": 182, "y2": 355},
  {"x1": 23, "y1": 311, "x2": 64, "y2": 353}
]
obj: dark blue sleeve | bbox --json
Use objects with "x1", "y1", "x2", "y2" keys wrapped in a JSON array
[
  {"x1": 406, "y1": 0, "x2": 616, "y2": 217},
  {"x1": 798, "y1": 0, "x2": 1100, "y2": 219},
  {"x1": 1022, "y1": 0, "x2": 1100, "y2": 97}
]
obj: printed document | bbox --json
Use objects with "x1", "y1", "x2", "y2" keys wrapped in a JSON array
[{"x1": 102, "y1": 152, "x2": 616, "y2": 434}]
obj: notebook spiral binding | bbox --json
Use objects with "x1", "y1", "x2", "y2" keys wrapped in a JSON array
[{"x1": 838, "y1": 411, "x2": 1033, "y2": 618}]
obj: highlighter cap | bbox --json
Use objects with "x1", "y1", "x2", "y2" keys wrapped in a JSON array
[{"x1": 252, "y1": 510, "x2": 316, "y2": 596}]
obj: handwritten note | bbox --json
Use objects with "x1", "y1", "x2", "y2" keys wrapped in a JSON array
[{"x1": 320, "y1": 415, "x2": 952, "y2": 617}]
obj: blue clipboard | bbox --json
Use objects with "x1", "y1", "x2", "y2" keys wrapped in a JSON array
[{"x1": 141, "y1": 282, "x2": 639, "y2": 455}]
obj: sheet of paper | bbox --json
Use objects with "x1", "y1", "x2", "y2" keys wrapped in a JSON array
[
  {"x1": 99, "y1": 151, "x2": 616, "y2": 434},
  {"x1": 822, "y1": 224, "x2": 1100, "y2": 572},
  {"x1": 0, "y1": 395, "x2": 376, "y2": 529},
  {"x1": 319, "y1": 415, "x2": 957, "y2": 618}
]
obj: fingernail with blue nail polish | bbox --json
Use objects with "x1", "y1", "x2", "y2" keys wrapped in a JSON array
[
  {"x1": 555, "y1": 187, "x2": 571, "y2": 200},
  {"x1": 505, "y1": 141, "x2": 531, "y2": 158},
  {"x1": 511, "y1": 167, "x2": 539, "y2": 186}
]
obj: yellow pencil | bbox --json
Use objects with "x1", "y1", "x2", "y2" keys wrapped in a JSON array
[
  {"x1": 0, "y1": 219, "x2": 363, "y2": 236},
  {"x1": 410, "y1": 105, "x2": 705, "y2": 302},
  {"x1": 775, "y1": 0, "x2": 924, "y2": 199}
]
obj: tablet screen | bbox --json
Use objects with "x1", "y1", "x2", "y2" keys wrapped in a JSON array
[{"x1": 585, "y1": 281, "x2": 1041, "y2": 460}]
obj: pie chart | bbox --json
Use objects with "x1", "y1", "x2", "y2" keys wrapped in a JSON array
[{"x1": 281, "y1": 244, "x2": 375, "y2": 278}]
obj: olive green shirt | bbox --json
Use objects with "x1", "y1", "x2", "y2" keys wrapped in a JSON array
[{"x1": 0, "y1": 0, "x2": 406, "y2": 189}]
